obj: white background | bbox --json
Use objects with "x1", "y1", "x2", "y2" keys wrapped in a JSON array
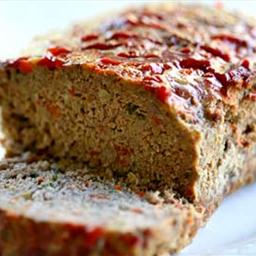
[{"x1": 0, "y1": 1, "x2": 256, "y2": 255}]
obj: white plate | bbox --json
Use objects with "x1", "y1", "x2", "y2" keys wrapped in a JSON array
[
  {"x1": 181, "y1": 184, "x2": 256, "y2": 256},
  {"x1": 0, "y1": 1, "x2": 255, "y2": 255}
]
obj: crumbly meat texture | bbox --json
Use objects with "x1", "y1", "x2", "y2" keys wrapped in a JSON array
[
  {"x1": 0, "y1": 154, "x2": 201, "y2": 256},
  {"x1": 0, "y1": 4, "x2": 256, "y2": 204}
]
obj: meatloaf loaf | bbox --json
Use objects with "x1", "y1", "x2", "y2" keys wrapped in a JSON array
[
  {"x1": 0, "y1": 154, "x2": 201, "y2": 256},
  {"x1": 0, "y1": 4, "x2": 256, "y2": 205}
]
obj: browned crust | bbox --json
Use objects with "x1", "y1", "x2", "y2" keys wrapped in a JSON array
[
  {"x1": 0, "y1": 210, "x2": 148, "y2": 256},
  {"x1": 0, "y1": 209, "x2": 201, "y2": 256}
]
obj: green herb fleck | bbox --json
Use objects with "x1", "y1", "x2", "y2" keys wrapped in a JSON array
[
  {"x1": 22, "y1": 191, "x2": 33, "y2": 200},
  {"x1": 126, "y1": 103, "x2": 139, "y2": 114},
  {"x1": 126, "y1": 103, "x2": 146, "y2": 120},
  {"x1": 52, "y1": 173, "x2": 58, "y2": 182}
]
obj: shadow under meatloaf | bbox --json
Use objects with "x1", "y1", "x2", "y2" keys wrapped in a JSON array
[
  {"x1": 0, "y1": 4, "x2": 256, "y2": 206},
  {"x1": 0, "y1": 154, "x2": 202, "y2": 256}
]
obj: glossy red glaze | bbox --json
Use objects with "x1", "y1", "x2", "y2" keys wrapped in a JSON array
[
  {"x1": 180, "y1": 58, "x2": 210, "y2": 72},
  {"x1": 142, "y1": 63, "x2": 164, "y2": 74},
  {"x1": 110, "y1": 32, "x2": 138, "y2": 40},
  {"x1": 8, "y1": 58, "x2": 33, "y2": 74},
  {"x1": 180, "y1": 48, "x2": 191, "y2": 54},
  {"x1": 48, "y1": 47, "x2": 70, "y2": 56},
  {"x1": 125, "y1": 16, "x2": 166, "y2": 30},
  {"x1": 211, "y1": 34, "x2": 248, "y2": 48},
  {"x1": 81, "y1": 33, "x2": 99, "y2": 42},
  {"x1": 83, "y1": 42, "x2": 122, "y2": 50},
  {"x1": 117, "y1": 52, "x2": 139, "y2": 58},
  {"x1": 145, "y1": 85, "x2": 170, "y2": 103},
  {"x1": 214, "y1": 66, "x2": 250, "y2": 97},
  {"x1": 141, "y1": 11, "x2": 164, "y2": 20},
  {"x1": 241, "y1": 59, "x2": 250, "y2": 69},
  {"x1": 5, "y1": 5, "x2": 256, "y2": 113},
  {"x1": 100, "y1": 57, "x2": 122, "y2": 65},
  {"x1": 143, "y1": 53, "x2": 160, "y2": 58},
  {"x1": 201, "y1": 45, "x2": 230, "y2": 62},
  {"x1": 38, "y1": 57, "x2": 64, "y2": 70}
]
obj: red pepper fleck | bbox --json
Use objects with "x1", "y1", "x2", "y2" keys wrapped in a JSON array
[
  {"x1": 239, "y1": 139, "x2": 250, "y2": 148},
  {"x1": 114, "y1": 144, "x2": 133, "y2": 156},
  {"x1": 45, "y1": 102, "x2": 61, "y2": 118},
  {"x1": 247, "y1": 92, "x2": 256, "y2": 101},
  {"x1": 136, "y1": 191, "x2": 145, "y2": 198},
  {"x1": 9, "y1": 57, "x2": 33, "y2": 74},
  {"x1": 206, "y1": 110, "x2": 222, "y2": 122},
  {"x1": 100, "y1": 57, "x2": 122, "y2": 65},
  {"x1": 142, "y1": 229, "x2": 152, "y2": 248},
  {"x1": 68, "y1": 86, "x2": 77, "y2": 96},
  {"x1": 48, "y1": 47, "x2": 70, "y2": 56},
  {"x1": 185, "y1": 186, "x2": 194, "y2": 198},
  {"x1": 84, "y1": 227, "x2": 104, "y2": 249},
  {"x1": 143, "y1": 229, "x2": 152, "y2": 238},
  {"x1": 201, "y1": 45, "x2": 230, "y2": 62},
  {"x1": 118, "y1": 158, "x2": 130, "y2": 167},
  {"x1": 89, "y1": 150, "x2": 100, "y2": 156},
  {"x1": 230, "y1": 124, "x2": 237, "y2": 135},
  {"x1": 120, "y1": 233, "x2": 140, "y2": 247},
  {"x1": 81, "y1": 33, "x2": 99, "y2": 42},
  {"x1": 90, "y1": 193, "x2": 109, "y2": 200},
  {"x1": 131, "y1": 208, "x2": 143, "y2": 214},
  {"x1": 177, "y1": 22, "x2": 187, "y2": 29},
  {"x1": 114, "y1": 185, "x2": 122, "y2": 191},
  {"x1": 151, "y1": 115, "x2": 162, "y2": 126}
]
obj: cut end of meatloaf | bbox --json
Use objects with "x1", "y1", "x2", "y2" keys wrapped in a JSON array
[
  {"x1": 0, "y1": 155, "x2": 202, "y2": 256},
  {"x1": 0, "y1": 63, "x2": 200, "y2": 198}
]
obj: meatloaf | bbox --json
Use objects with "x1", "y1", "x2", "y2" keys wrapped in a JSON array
[
  {"x1": 0, "y1": 154, "x2": 201, "y2": 256},
  {"x1": 0, "y1": 4, "x2": 255, "y2": 206}
]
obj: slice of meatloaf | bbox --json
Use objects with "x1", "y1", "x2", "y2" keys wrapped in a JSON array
[
  {"x1": 0, "y1": 4, "x2": 256, "y2": 205},
  {"x1": 0, "y1": 155, "x2": 202, "y2": 256}
]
